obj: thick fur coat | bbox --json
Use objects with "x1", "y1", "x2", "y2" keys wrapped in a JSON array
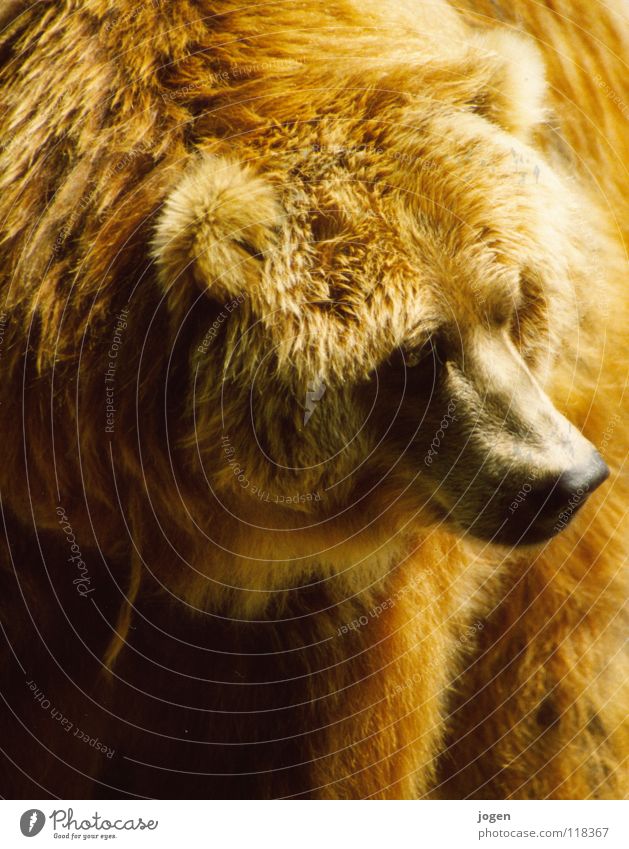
[{"x1": 0, "y1": 0, "x2": 627, "y2": 798}]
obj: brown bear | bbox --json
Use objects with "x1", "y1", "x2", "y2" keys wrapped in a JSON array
[{"x1": 0, "y1": 0, "x2": 626, "y2": 799}]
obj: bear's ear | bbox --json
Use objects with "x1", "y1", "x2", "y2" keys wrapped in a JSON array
[
  {"x1": 468, "y1": 30, "x2": 547, "y2": 139},
  {"x1": 151, "y1": 155, "x2": 282, "y2": 306}
]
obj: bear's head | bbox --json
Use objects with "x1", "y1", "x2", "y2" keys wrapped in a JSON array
[{"x1": 145, "y1": 30, "x2": 608, "y2": 610}]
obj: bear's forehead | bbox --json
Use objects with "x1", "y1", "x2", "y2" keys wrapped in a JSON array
[
  {"x1": 215, "y1": 112, "x2": 559, "y2": 368},
  {"x1": 249, "y1": 113, "x2": 543, "y2": 248},
  {"x1": 264, "y1": 146, "x2": 537, "y2": 311}
]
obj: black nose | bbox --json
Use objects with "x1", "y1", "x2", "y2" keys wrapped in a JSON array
[
  {"x1": 469, "y1": 452, "x2": 610, "y2": 546},
  {"x1": 531, "y1": 452, "x2": 609, "y2": 526},
  {"x1": 555, "y1": 454, "x2": 610, "y2": 501}
]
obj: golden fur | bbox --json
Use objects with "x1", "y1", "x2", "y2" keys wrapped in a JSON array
[{"x1": 0, "y1": 0, "x2": 626, "y2": 798}]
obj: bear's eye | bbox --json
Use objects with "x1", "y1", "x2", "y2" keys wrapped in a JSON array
[
  {"x1": 383, "y1": 339, "x2": 443, "y2": 382},
  {"x1": 404, "y1": 342, "x2": 434, "y2": 368},
  {"x1": 399, "y1": 338, "x2": 443, "y2": 372}
]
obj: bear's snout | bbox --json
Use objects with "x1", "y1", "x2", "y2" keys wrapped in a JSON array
[
  {"x1": 419, "y1": 335, "x2": 612, "y2": 546},
  {"x1": 496, "y1": 449, "x2": 610, "y2": 545}
]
